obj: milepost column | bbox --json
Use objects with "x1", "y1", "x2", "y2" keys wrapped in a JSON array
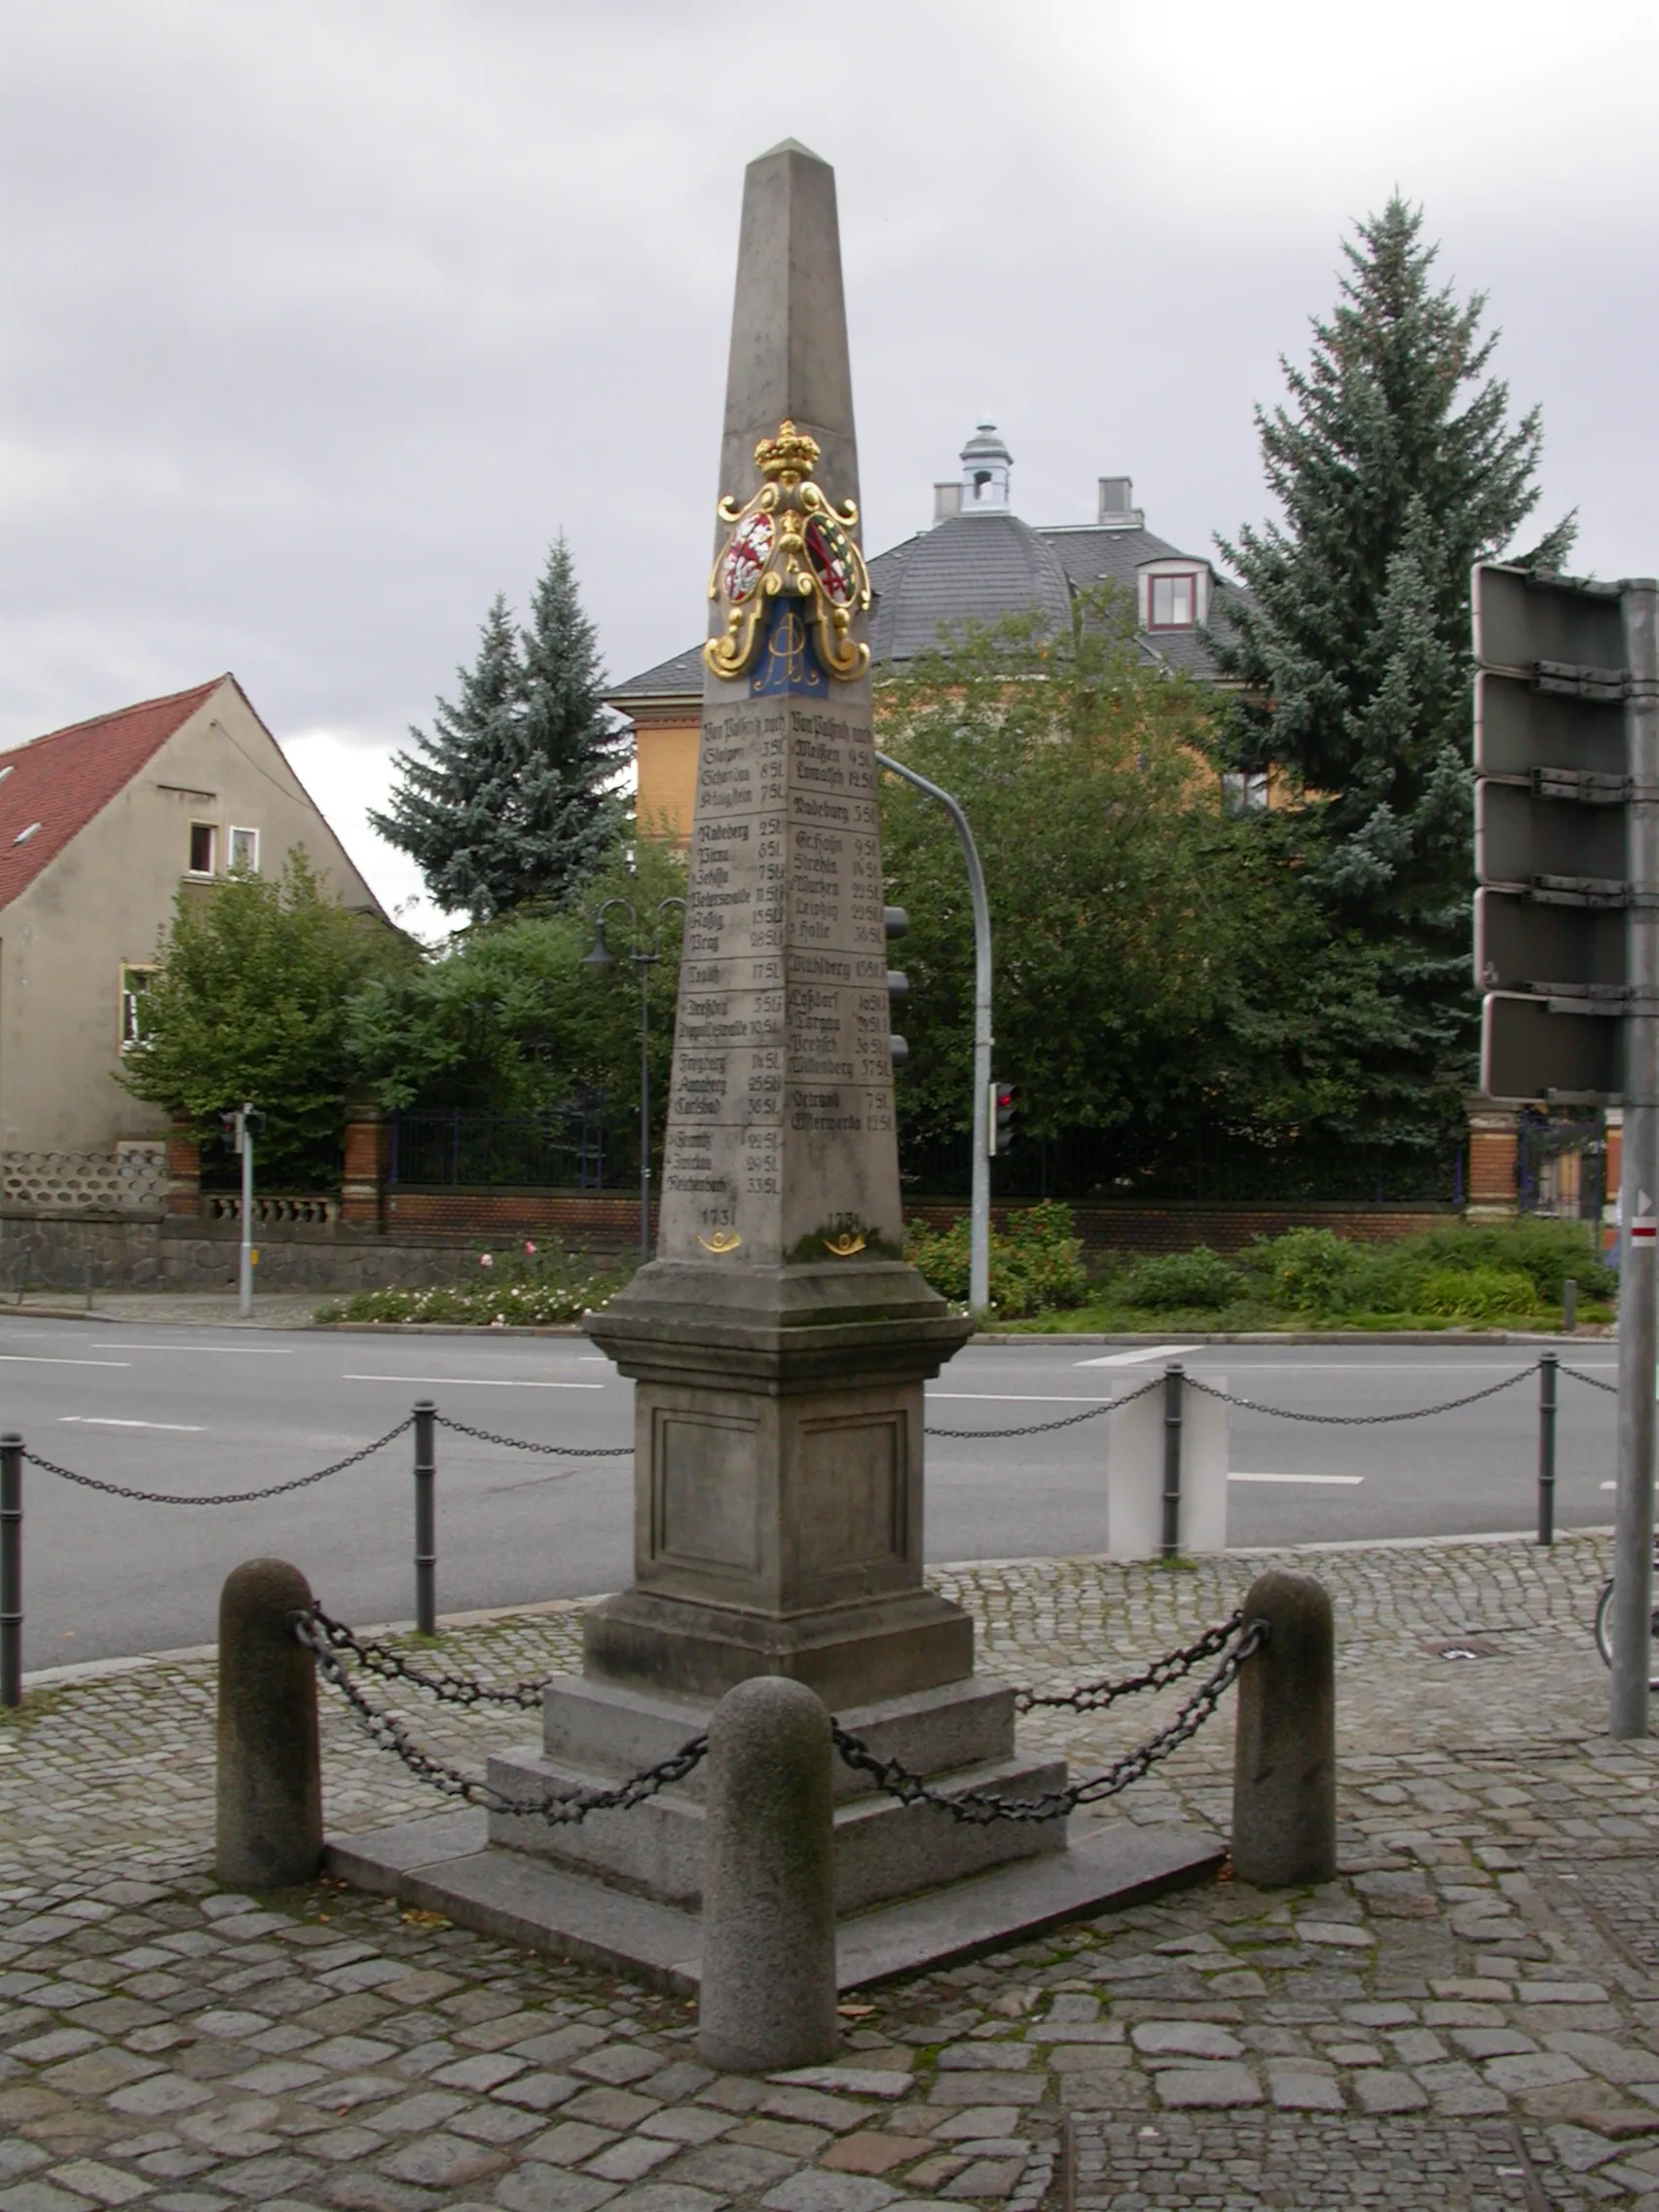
[{"x1": 583, "y1": 140, "x2": 973, "y2": 1711}]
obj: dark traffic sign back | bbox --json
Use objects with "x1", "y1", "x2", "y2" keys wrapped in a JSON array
[{"x1": 1473, "y1": 564, "x2": 1634, "y2": 1100}]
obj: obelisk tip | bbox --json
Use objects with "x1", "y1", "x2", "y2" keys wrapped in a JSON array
[{"x1": 754, "y1": 137, "x2": 829, "y2": 165}]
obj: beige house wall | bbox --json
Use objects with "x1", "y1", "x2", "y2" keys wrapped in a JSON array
[{"x1": 0, "y1": 679, "x2": 384, "y2": 1156}]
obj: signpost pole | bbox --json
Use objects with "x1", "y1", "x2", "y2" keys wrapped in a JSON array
[
  {"x1": 1612, "y1": 581, "x2": 1659, "y2": 1738},
  {"x1": 238, "y1": 1106, "x2": 254, "y2": 1322}
]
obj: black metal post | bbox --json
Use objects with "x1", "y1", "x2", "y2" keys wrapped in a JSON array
[
  {"x1": 1162, "y1": 1363, "x2": 1184, "y2": 1560},
  {"x1": 414, "y1": 1400, "x2": 437, "y2": 1636},
  {"x1": 1563, "y1": 1277, "x2": 1578, "y2": 1335},
  {"x1": 1, "y1": 1434, "x2": 21, "y2": 1708},
  {"x1": 1537, "y1": 1351, "x2": 1558, "y2": 1547}
]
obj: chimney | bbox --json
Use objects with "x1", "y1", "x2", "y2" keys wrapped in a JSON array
[
  {"x1": 934, "y1": 481, "x2": 962, "y2": 524},
  {"x1": 1098, "y1": 476, "x2": 1144, "y2": 529}
]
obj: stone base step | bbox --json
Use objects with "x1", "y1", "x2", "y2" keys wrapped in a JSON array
[
  {"x1": 485, "y1": 1743, "x2": 1067, "y2": 1913},
  {"x1": 324, "y1": 1814, "x2": 1225, "y2": 1997}
]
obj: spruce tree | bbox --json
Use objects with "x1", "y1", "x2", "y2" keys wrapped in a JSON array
[
  {"x1": 513, "y1": 535, "x2": 627, "y2": 902},
  {"x1": 1214, "y1": 196, "x2": 1575, "y2": 1161},
  {"x1": 371, "y1": 594, "x2": 529, "y2": 922},
  {"x1": 373, "y1": 540, "x2": 623, "y2": 923}
]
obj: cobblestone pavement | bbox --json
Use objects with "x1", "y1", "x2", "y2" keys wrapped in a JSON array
[{"x1": 7, "y1": 1532, "x2": 1659, "y2": 2210}]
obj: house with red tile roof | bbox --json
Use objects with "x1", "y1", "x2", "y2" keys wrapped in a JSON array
[{"x1": 0, "y1": 675, "x2": 385, "y2": 1172}]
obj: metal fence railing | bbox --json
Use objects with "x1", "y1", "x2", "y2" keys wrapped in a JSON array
[{"x1": 387, "y1": 1096, "x2": 607, "y2": 1192}]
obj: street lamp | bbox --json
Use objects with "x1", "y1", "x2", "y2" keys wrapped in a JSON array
[
  {"x1": 874, "y1": 752, "x2": 994, "y2": 1316},
  {"x1": 583, "y1": 896, "x2": 686, "y2": 1262}
]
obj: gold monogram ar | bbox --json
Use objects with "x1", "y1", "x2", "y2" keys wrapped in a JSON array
[{"x1": 704, "y1": 422, "x2": 871, "y2": 683}]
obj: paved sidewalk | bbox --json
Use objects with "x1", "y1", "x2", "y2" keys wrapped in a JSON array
[{"x1": 5, "y1": 1534, "x2": 1659, "y2": 2210}]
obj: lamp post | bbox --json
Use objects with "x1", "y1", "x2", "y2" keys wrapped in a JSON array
[
  {"x1": 583, "y1": 897, "x2": 685, "y2": 1262},
  {"x1": 874, "y1": 753, "x2": 994, "y2": 1316}
]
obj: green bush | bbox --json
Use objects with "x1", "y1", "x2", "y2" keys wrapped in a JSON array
[
  {"x1": 317, "y1": 1241, "x2": 623, "y2": 1327},
  {"x1": 1115, "y1": 1246, "x2": 1240, "y2": 1311},
  {"x1": 1414, "y1": 1266, "x2": 1538, "y2": 1321},
  {"x1": 904, "y1": 1200, "x2": 1088, "y2": 1319},
  {"x1": 1407, "y1": 1216, "x2": 1612, "y2": 1302}
]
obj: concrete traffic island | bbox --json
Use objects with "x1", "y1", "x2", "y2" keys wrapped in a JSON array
[{"x1": 323, "y1": 140, "x2": 1223, "y2": 1986}]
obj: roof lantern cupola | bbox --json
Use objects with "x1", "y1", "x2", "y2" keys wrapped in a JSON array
[
  {"x1": 960, "y1": 420, "x2": 1012, "y2": 512},
  {"x1": 935, "y1": 421, "x2": 1013, "y2": 522}
]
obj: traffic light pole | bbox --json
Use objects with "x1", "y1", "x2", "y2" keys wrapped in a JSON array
[
  {"x1": 1612, "y1": 582, "x2": 1659, "y2": 1738},
  {"x1": 875, "y1": 753, "x2": 993, "y2": 1315},
  {"x1": 238, "y1": 1105, "x2": 255, "y2": 1320}
]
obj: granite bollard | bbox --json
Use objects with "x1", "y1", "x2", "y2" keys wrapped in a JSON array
[
  {"x1": 215, "y1": 1558, "x2": 323, "y2": 1890},
  {"x1": 698, "y1": 1674, "x2": 838, "y2": 2072},
  {"x1": 1232, "y1": 1568, "x2": 1336, "y2": 1886}
]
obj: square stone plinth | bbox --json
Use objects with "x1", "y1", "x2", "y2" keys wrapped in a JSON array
[{"x1": 486, "y1": 1672, "x2": 1062, "y2": 1913}]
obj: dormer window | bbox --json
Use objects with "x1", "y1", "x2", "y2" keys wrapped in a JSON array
[
  {"x1": 1139, "y1": 558, "x2": 1211, "y2": 631},
  {"x1": 1150, "y1": 573, "x2": 1196, "y2": 627}
]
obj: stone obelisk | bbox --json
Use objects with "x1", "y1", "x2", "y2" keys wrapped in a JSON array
[{"x1": 581, "y1": 140, "x2": 974, "y2": 1707}]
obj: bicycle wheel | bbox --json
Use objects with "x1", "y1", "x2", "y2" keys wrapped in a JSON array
[{"x1": 1594, "y1": 1578, "x2": 1659, "y2": 1688}]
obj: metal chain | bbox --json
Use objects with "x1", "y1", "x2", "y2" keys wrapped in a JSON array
[
  {"x1": 307, "y1": 1604, "x2": 543, "y2": 1708},
  {"x1": 433, "y1": 1415, "x2": 632, "y2": 1457},
  {"x1": 1014, "y1": 1610, "x2": 1244, "y2": 1713},
  {"x1": 1184, "y1": 1365, "x2": 1540, "y2": 1426},
  {"x1": 1562, "y1": 1365, "x2": 1619, "y2": 1396},
  {"x1": 924, "y1": 1374, "x2": 1162, "y2": 1440},
  {"x1": 294, "y1": 1611, "x2": 707, "y2": 1820},
  {"x1": 21, "y1": 1419, "x2": 415, "y2": 1506},
  {"x1": 831, "y1": 1615, "x2": 1268, "y2": 1825}
]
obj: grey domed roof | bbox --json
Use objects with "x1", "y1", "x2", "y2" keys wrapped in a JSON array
[{"x1": 868, "y1": 511, "x2": 1075, "y2": 663}]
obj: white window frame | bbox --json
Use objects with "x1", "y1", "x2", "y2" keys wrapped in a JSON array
[
  {"x1": 187, "y1": 821, "x2": 217, "y2": 876},
  {"x1": 119, "y1": 964, "x2": 156, "y2": 1052},
  {"x1": 228, "y1": 825, "x2": 259, "y2": 873}
]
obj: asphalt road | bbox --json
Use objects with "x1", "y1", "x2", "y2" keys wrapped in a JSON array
[{"x1": 0, "y1": 1318, "x2": 1619, "y2": 1669}]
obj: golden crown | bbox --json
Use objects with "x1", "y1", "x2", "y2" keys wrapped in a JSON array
[{"x1": 754, "y1": 420, "x2": 821, "y2": 480}]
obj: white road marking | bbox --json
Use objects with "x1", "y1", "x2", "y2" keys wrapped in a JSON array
[
  {"x1": 1228, "y1": 1471, "x2": 1364, "y2": 1486},
  {"x1": 1603, "y1": 1481, "x2": 1617, "y2": 1490},
  {"x1": 342, "y1": 1374, "x2": 605, "y2": 1390},
  {"x1": 1075, "y1": 1346, "x2": 1189, "y2": 1367},
  {"x1": 0, "y1": 1354, "x2": 130, "y2": 1368},
  {"x1": 60, "y1": 1417, "x2": 205, "y2": 1432}
]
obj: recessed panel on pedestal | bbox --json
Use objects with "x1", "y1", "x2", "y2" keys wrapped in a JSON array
[
  {"x1": 799, "y1": 1409, "x2": 904, "y2": 1572},
  {"x1": 652, "y1": 1409, "x2": 760, "y2": 1573}
]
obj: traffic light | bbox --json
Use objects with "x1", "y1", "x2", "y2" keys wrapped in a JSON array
[
  {"x1": 1473, "y1": 563, "x2": 1648, "y2": 1099},
  {"x1": 988, "y1": 1081, "x2": 1015, "y2": 1157},
  {"x1": 219, "y1": 1103, "x2": 266, "y2": 1153},
  {"x1": 884, "y1": 904, "x2": 908, "y2": 1068}
]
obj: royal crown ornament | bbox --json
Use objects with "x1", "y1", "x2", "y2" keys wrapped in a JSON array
[{"x1": 704, "y1": 420, "x2": 871, "y2": 684}]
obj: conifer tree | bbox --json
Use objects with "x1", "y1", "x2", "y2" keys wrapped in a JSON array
[
  {"x1": 513, "y1": 535, "x2": 627, "y2": 901},
  {"x1": 373, "y1": 541, "x2": 623, "y2": 923},
  {"x1": 1215, "y1": 196, "x2": 1575, "y2": 1158}
]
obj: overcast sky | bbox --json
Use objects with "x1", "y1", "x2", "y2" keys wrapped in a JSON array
[{"x1": 3, "y1": 0, "x2": 1655, "y2": 931}]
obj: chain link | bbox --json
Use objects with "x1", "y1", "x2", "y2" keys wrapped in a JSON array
[
  {"x1": 294, "y1": 1610, "x2": 707, "y2": 1820},
  {"x1": 22, "y1": 1419, "x2": 415, "y2": 1505},
  {"x1": 1184, "y1": 1364, "x2": 1540, "y2": 1426},
  {"x1": 1562, "y1": 1364, "x2": 1619, "y2": 1396},
  {"x1": 924, "y1": 1374, "x2": 1161, "y2": 1440},
  {"x1": 831, "y1": 1615, "x2": 1267, "y2": 1825},
  {"x1": 307, "y1": 1604, "x2": 544, "y2": 1707},
  {"x1": 433, "y1": 1415, "x2": 632, "y2": 1457},
  {"x1": 1014, "y1": 1610, "x2": 1244, "y2": 1714}
]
